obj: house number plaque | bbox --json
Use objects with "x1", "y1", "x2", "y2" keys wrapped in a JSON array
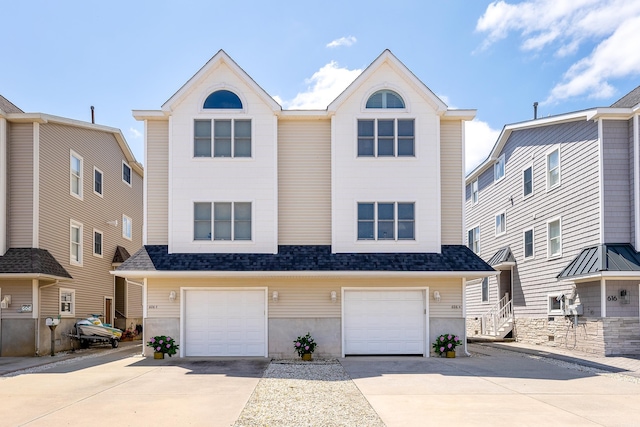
[{"x1": 148, "y1": 305, "x2": 158, "y2": 309}]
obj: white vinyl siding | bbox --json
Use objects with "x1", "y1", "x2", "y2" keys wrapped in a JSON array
[
  {"x1": 440, "y1": 120, "x2": 465, "y2": 245},
  {"x1": 146, "y1": 120, "x2": 169, "y2": 245}
]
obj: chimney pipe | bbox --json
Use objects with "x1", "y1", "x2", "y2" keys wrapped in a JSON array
[
  {"x1": 533, "y1": 102, "x2": 538, "y2": 120},
  {"x1": 90, "y1": 106, "x2": 95, "y2": 124}
]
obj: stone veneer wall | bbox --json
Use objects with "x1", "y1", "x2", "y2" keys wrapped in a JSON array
[
  {"x1": 513, "y1": 317, "x2": 640, "y2": 356},
  {"x1": 466, "y1": 318, "x2": 482, "y2": 337}
]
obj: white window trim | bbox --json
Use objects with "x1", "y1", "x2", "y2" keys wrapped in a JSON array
[
  {"x1": 93, "y1": 166, "x2": 104, "y2": 197},
  {"x1": 122, "y1": 215, "x2": 132, "y2": 241},
  {"x1": 471, "y1": 179, "x2": 479, "y2": 205},
  {"x1": 122, "y1": 160, "x2": 132, "y2": 187},
  {"x1": 546, "y1": 146, "x2": 561, "y2": 191},
  {"x1": 93, "y1": 228, "x2": 103, "y2": 258},
  {"x1": 494, "y1": 154, "x2": 505, "y2": 183},
  {"x1": 522, "y1": 163, "x2": 533, "y2": 199},
  {"x1": 70, "y1": 220, "x2": 83, "y2": 266},
  {"x1": 60, "y1": 288, "x2": 76, "y2": 317},
  {"x1": 523, "y1": 227, "x2": 535, "y2": 260},
  {"x1": 70, "y1": 150, "x2": 83, "y2": 200},
  {"x1": 495, "y1": 210, "x2": 506, "y2": 237},
  {"x1": 547, "y1": 292, "x2": 565, "y2": 316},
  {"x1": 547, "y1": 217, "x2": 562, "y2": 259},
  {"x1": 467, "y1": 225, "x2": 480, "y2": 254}
]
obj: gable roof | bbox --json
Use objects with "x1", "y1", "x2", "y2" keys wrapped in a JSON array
[
  {"x1": 327, "y1": 49, "x2": 448, "y2": 114},
  {"x1": 112, "y1": 245, "x2": 131, "y2": 264},
  {"x1": 161, "y1": 49, "x2": 281, "y2": 113},
  {"x1": 114, "y1": 245, "x2": 495, "y2": 278},
  {"x1": 487, "y1": 246, "x2": 516, "y2": 268},
  {"x1": 557, "y1": 244, "x2": 640, "y2": 281},
  {"x1": 0, "y1": 248, "x2": 72, "y2": 279},
  {"x1": 611, "y1": 85, "x2": 640, "y2": 108},
  {"x1": 0, "y1": 95, "x2": 23, "y2": 114}
]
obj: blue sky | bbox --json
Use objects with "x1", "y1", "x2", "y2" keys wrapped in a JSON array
[{"x1": 2, "y1": 0, "x2": 640, "y2": 172}]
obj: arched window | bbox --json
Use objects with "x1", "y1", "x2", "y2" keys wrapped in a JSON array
[
  {"x1": 203, "y1": 90, "x2": 243, "y2": 109},
  {"x1": 366, "y1": 90, "x2": 405, "y2": 109}
]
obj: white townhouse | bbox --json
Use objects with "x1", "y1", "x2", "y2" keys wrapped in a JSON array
[{"x1": 115, "y1": 50, "x2": 494, "y2": 358}]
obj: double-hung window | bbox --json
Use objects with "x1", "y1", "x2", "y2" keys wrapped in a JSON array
[
  {"x1": 495, "y1": 211, "x2": 506, "y2": 236},
  {"x1": 357, "y1": 119, "x2": 414, "y2": 157},
  {"x1": 60, "y1": 288, "x2": 75, "y2": 317},
  {"x1": 523, "y1": 165, "x2": 532, "y2": 197},
  {"x1": 70, "y1": 220, "x2": 82, "y2": 265},
  {"x1": 70, "y1": 151, "x2": 83, "y2": 199},
  {"x1": 194, "y1": 202, "x2": 252, "y2": 241},
  {"x1": 122, "y1": 215, "x2": 132, "y2": 240},
  {"x1": 357, "y1": 202, "x2": 415, "y2": 240},
  {"x1": 547, "y1": 218, "x2": 561, "y2": 258},
  {"x1": 547, "y1": 148, "x2": 560, "y2": 190},
  {"x1": 481, "y1": 278, "x2": 489, "y2": 302},
  {"x1": 93, "y1": 229, "x2": 103, "y2": 257},
  {"x1": 494, "y1": 154, "x2": 505, "y2": 182},
  {"x1": 468, "y1": 226, "x2": 480, "y2": 253},
  {"x1": 523, "y1": 228, "x2": 534, "y2": 259},
  {"x1": 94, "y1": 167, "x2": 103, "y2": 197},
  {"x1": 471, "y1": 179, "x2": 479, "y2": 205},
  {"x1": 122, "y1": 161, "x2": 132, "y2": 186},
  {"x1": 194, "y1": 119, "x2": 252, "y2": 158}
]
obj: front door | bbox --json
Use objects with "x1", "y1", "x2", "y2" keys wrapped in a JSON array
[{"x1": 105, "y1": 297, "x2": 113, "y2": 325}]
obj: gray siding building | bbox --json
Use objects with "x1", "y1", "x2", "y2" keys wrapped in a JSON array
[{"x1": 465, "y1": 86, "x2": 640, "y2": 356}]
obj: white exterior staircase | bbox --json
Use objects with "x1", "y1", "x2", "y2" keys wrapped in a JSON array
[{"x1": 479, "y1": 294, "x2": 514, "y2": 339}]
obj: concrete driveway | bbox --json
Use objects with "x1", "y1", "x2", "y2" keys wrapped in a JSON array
[
  {"x1": 341, "y1": 345, "x2": 640, "y2": 427},
  {"x1": 0, "y1": 348, "x2": 268, "y2": 427}
]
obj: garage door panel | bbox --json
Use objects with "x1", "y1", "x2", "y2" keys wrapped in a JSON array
[
  {"x1": 185, "y1": 290, "x2": 266, "y2": 356},
  {"x1": 344, "y1": 290, "x2": 426, "y2": 355}
]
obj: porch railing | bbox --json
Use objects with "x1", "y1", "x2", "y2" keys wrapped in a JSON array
[{"x1": 480, "y1": 293, "x2": 513, "y2": 337}]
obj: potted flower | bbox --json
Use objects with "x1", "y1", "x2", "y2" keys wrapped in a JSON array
[
  {"x1": 147, "y1": 335, "x2": 179, "y2": 359},
  {"x1": 294, "y1": 332, "x2": 317, "y2": 361},
  {"x1": 432, "y1": 333, "x2": 462, "y2": 358}
]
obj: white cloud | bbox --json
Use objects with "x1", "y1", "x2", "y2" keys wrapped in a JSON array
[
  {"x1": 280, "y1": 61, "x2": 362, "y2": 110},
  {"x1": 129, "y1": 127, "x2": 142, "y2": 139},
  {"x1": 465, "y1": 119, "x2": 501, "y2": 173},
  {"x1": 476, "y1": 0, "x2": 640, "y2": 103},
  {"x1": 326, "y1": 36, "x2": 357, "y2": 48}
]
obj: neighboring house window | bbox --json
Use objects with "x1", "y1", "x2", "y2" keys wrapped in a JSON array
[
  {"x1": 357, "y1": 202, "x2": 415, "y2": 241},
  {"x1": 357, "y1": 119, "x2": 415, "y2": 157},
  {"x1": 523, "y1": 228, "x2": 534, "y2": 259},
  {"x1": 523, "y1": 165, "x2": 532, "y2": 197},
  {"x1": 471, "y1": 179, "x2": 478, "y2": 205},
  {"x1": 94, "y1": 167, "x2": 103, "y2": 197},
  {"x1": 548, "y1": 293, "x2": 564, "y2": 315},
  {"x1": 213, "y1": 202, "x2": 252, "y2": 241},
  {"x1": 468, "y1": 226, "x2": 480, "y2": 253},
  {"x1": 366, "y1": 90, "x2": 405, "y2": 109},
  {"x1": 194, "y1": 119, "x2": 252, "y2": 158},
  {"x1": 70, "y1": 220, "x2": 83, "y2": 265},
  {"x1": 70, "y1": 151, "x2": 83, "y2": 199},
  {"x1": 481, "y1": 278, "x2": 489, "y2": 302},
  {"x1": 122, "y1": 161, "x2": 132, "y2": 186},
  {"x1": 93, "y1": 229, "x2": 103, "y2": 257},
  {"x1": 547, "y1": 218, "x2": 562, "y2": 258},
  {"x1": 495, "y1": 211, "x2": 506, "y2": 236},
  {"x1": 60, "y1": 288, "x2": 75, "y2": 317},
  {"x1": 547, "y1": 148, "x2": 560, "y2": 190},
  {"x1": 494, "y1": 154, "x2": 505, "y2": 182},
  {"x1": 203, "y1": 90, "x2": 243, "y2": 109},
  {"x1": 122, "y1": 215, "x2": 132, "y2": 240}
]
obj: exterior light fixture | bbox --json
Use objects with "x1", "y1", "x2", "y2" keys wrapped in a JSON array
[
  {"x1": 272, "y1": 291, "x2": 279, "y2": 302},
  {"x1": 433, "y1": 291, "x2": 441, "y2": 302},
  {"x1": 169, "y1": 290, "x2": 176, "y2": 301},
  {"x1": 330, "y1": 291, "x2": 337, "y2": 302}
]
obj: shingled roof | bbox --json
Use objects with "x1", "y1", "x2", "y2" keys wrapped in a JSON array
[
  {"x1": 557, "y1": 244, "x2": 640, "y2": 279},
  {"x1": 112, "y1": 245, "x2": 131, "y2": 264},
  {"x1": 0, "y1": 95, "x2": 24, "y2": 114},
  {"x1": 610, "y1": 85, "x2": 640, "y2": 108},
  {"x1": 116, "y1": 245, "x2": 494, "y2": 274},
  {"x1": 0, "y1": 248, "x2": 72, "y2": 279}
]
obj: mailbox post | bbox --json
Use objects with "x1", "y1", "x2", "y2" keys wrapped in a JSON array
[{"x1": 45, "y1": 317, "x2": 60, "y2": 356}]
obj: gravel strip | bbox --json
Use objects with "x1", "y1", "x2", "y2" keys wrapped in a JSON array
[{"x1": 234, "y1": 359, "x2": 385, "y2": 427}]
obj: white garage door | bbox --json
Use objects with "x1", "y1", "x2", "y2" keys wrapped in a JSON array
[
  {"x1": 343, "y1": 290, "x2": 426, "y2": 355},
  {"x1": 184, "y1": 289, "x2": 266, "y2": 356}
]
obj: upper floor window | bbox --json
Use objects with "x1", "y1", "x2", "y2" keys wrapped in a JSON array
[
  {"x1": 366, "y1": 90, "x2": 405, "y2": 109},
  {"x1": 547, "y1": 148, "x2": 560, "y2": 190},
  {"x1": 471, "y1": 179, "x2": 479, "y2": 205},
  {"x1": 357, "y1": 202, "x2": 415, "y2": 241},
  {"x1": 481, "y1": 278, "x2": 489, "y2": 302},
  {"x1": 194, "y1": 119, "x2": 252, "y2": 158},
  {"x1": 495, "y1": 211, "x2": 506, "y2": 236},
  {"x1": 122, "y1": 215, "x2": 132, "y2": 240},
  {"x1": 357, "y1": 119, "x2": 414, "y2": 157},
  {"x1": 194, "y1": 202, "x2": 252, "y2": 241},
  {"x1": 547, "y1": 218, "x2": 562, "y2": 258},
  {"x1": 468, "y1": 226, "x2": 480, "y2": 253},
  {"x1": 70, "y1": 220, "x2": 83, "y2": 265},
  {"x1": 523, "y1": 165, "x2": 533, "y2": 197},
  {"x1": 60, "y1": 288, "x2": 75, "y2": 317},
  {"x1": 203, "y1": 90, "x2": 243, "y2": 109},
  {"x1": 94, "y1": 167, "x2": 103, "y2": 197},
  {"x1": 494, "y1": 154, "x2": 505, "y2": 182},
  {"x1": 122, "y1": 161, "x2": 132, "y2": 186},
  {"x1": 70, "y1": 151, "x2": 83, "y2": 199},
  {"x1": 523, "y1": 228, "x2": 534, "y2": 259},
  {"x1": 93, "y1": 229, "x2": 103, "y2": 257}
]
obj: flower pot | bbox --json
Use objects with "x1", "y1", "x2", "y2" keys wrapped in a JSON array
[
  {"x1": 301, "y1": 353, "x2": 313, "y2": 361},
  {"x1": 154, "y1": 352, "x2": 164, "y2": 359},
  {"x1": 446, "y1": 351, "x2": 456, "y2": 358}
]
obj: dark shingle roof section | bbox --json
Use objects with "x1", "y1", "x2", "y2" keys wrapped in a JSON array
[
  {"x1": 117, "y1": 245, "x2": 495, "y2": 273},
  {"x1": 487, "y1": 246, "x2": 515, "y2": 266},
  {"x1": 112, "y1": 246, "x2": 131, "y2": 264},
  {"x1": 611, "y1": 85, "x2": 640, "y2": 108},
  {"x1": 0, "y1": 248, "x2": 72, "y2": 278},
  {"x1": 0, "y1": 95, "x2": 24, "y2": 114},
  {"x1": 557, "y1": 244, "x2": 640, "y2": 279}
]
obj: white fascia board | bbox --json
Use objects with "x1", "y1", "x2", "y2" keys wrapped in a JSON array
[
  {"x1": 441, "y1": 109, "x2": 477, "y2": 121},
  {"x1": 588, "y1": 107, "x2": 635, "y2": 120},
  {"x1": 566, "y1": 271, "x2": 640, "y2": 283},
  {"x1": 277, "y1": 110, "x2": 330, "y2": 119},
  {"x1": 0, "y1": 273, "x2": 70, "y2": 281},
  {"x1": 132, "y1": 110, "x2": 169, "y2": 121},
  {"x1": 110, "y1": 269, "x2": 498, "y2": 280}
]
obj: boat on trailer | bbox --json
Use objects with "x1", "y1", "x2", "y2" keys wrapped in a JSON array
[{"x1": 72, "y1": 314, "x2": 122, "y2": 348}]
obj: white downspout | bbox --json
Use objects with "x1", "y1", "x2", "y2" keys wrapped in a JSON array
[{"x1": 462, "y1": 278, "x2": 470, "y2": 356}]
